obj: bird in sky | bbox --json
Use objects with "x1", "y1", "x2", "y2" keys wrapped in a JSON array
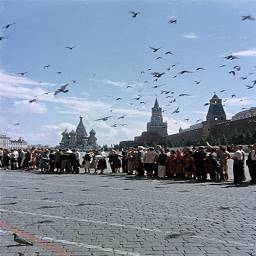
[
  {"x1": 117, "y1": 115, "x2": 126, "y2": 119},
  {"x1": 231, "y1": 94, "x2": 236, "y2": 98},
  {"x1": 241, "y1": 15, "x2": 255, "y2": 21},
  {"x1": 139, "y1": 101, "x2": 146, "y2": 104},
  {"x1": 126, "y1": 85, "x2": 132, "y2": 88},
  {"x1": 94, "y1": 116, "x2": 112, "y2": 121},
  {"x1": 132, "y1": 96, "x2": 141, "y2": 101},
  {"x1": 16, "y1": 72, "x2": 28, "y2": 76},
  {"x1": 140, "y1": 71, "x2": 145, "y2": 74},
  {"x1": 169, "y1": 99, "x2": 176, "y2": 103},
  {"x1": 111, "y1": 124, "x2": 117, "y2": 127},
  {"x1": 179, "y1": 93, "x2": 191, "y2": 97},
  {"x1": 54, "y1": 83, "x2": 69, "y2": 95},
  {"x1": 196, "y1": 119, "x2": 202, "y2": 123},
  {"x1": 13, "y1": 122, "x2": 20, "y2": 126},
  {"x1": 71, "y1": 80, "x2": 77, "y2": 83},
  {"x1": 194, "y1": 81, "x2": 201, "y2": 85},
  {"x1": 219, "y1": 64, "x2": 226, "y2": 68},
  {"x1": 204, "y1": 103, "x2": 210, "y2": 106},
  {"x1": 240, "y1": 76, "x2": 247, "y2": 80},
  {"x1": 65, "y1": 46, "x2": 76, "y2": 50},
  {"x1": 185, "y1": 118, "x2": 189, "y2": 121},
  {"x1": 152, "y1": 84, "x2": 165, "y2": 89},
  {"x1": 56, "y1": 71, "x2": 62, "y2": 74},
  {"x1": 151, "y1": 72, "x2": 165, "y2": 78},
  {"x1": 43, "y1": 65, "x2": 50, "y2": 69},
  {"x1": 245, "y1": 84, "x2": 255, "y2": 89},
  {"x1": 28, "y1": 98, "x2": 37, "y2": 103},
  {"x1": 229, "y1": 70, "x2": 236, "y2": 76},
  {"x1": 115, "y1": 97, "x2": 122, "y2": 100},
  {"x1": 3, "y1": 22, "x2": 16, "y2": 29},
  {"x1": 178, "y1": 70, "x2": 193, "y2": 75},
  {"x1": 168, "y1": 19, "x2": 177, "y2": 24},
  {"x1": 252, "y1": 80, "x2": 256, "y2": 85},
  {"x1": 171, "y1": 107, "x2": 179, "y2": 114},
  {"x1": 13, "y1": 233, "x2": 33, "y2": 246},
  {"x1": 129, "y1": 11, "x2": 140, "y2": 18},
  {"x1": 156, "y1": 56, "x2": 162, "y2": 60},
  {"x1": 149, "y1": 46, "x2": 161, "y2": 52},
  {"x1": 196, "y1": 67, "x2": 205, "y2": 71},
  {"x1": 165, "y1": 51, "x2": 174, "y2": 55},
  {"x1": 220, "y1": 90, "x2": 226, "y2": 93},
  {"x1": 233, "y1": 65, "x2": 241, "y2": 71},
  {"x1": 224, "y1": 55, "x2": 239, "y2": 60}
]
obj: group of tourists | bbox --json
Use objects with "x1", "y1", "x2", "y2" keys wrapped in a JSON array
[{"x1": 0, "y1": 144, "x2": 255, "y2": 184}]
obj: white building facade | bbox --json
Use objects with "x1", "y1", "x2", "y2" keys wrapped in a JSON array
[{"x1": 0, "y1": 135, "x2": 28, "y2": 149}]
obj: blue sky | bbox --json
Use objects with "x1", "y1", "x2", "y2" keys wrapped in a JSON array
[{"x1": 0, "y1": 0, "x2": 255, "y2": 146}]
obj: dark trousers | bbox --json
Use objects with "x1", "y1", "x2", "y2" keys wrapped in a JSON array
[
  {"x1": 196, "y1": 165, "x2": 206, "y2": 181},
  {"x1": 233, "y1": 161, "x2": 245, "y2": 184},
  {"x1": 137, "y1": 162, "x2": 144, "y2": 176},
  {"x1": 248, "y1": 161, "x2": 256, "y2": 184}
]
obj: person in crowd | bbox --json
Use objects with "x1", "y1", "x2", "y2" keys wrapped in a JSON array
[
  {"x1": 96, "y1": 155, "x2": 107, "y2": 174},
  {"x1": 206, "y1": 147, "x2": 221, "y2": 181},
  {"x1": 49, "y1": 150, "x2": 55, "y2": 173},
  {"x1": 183, "y1": 150, "x2": 196, "y2": 180},
  {"x1": 121, "y1": 148, "x2": 128, "y2": 174},
  {"x1": 82, "y1": 151, "x2": 91, "y2": 173},
  {"x1": 108, "y1": 150, "x2": 121, "y2": 173},
  {"x1": 136, "y1": 146, "x2": 145, "y2": 176},
  {"x1": 246, "y1": 144, "x2": 256, "y2": 184},
  {"x1": 217, "y1": 146, "x2": 229, "y2": 181},
  {"x1": 39, "y1": 150, "x2": 49, "y2": 173},
  {"x1": 55, "y1": 149, "x2": 62, "y2": 173},
  {"x1": 157, "y1": 148, "x2": 168, "y2": 178},
  {"x1": 166, "y1": 150, "x2": 177, "y2": 178},
  {"x1": 70, "y1": 149, "x2": 80, "y2": 174},
  {"x1": 231, "y1": 145, "x2": 245, "y2": 184},
  {"x1": 127, "y1": 147, "x2": 137, "y2": 175},
  {"x1": 143, "y1": 147, "x2": 158, "y2": 177},
  {"x1": 193, "y1": 146, "x2": 207, "y2": 182}
]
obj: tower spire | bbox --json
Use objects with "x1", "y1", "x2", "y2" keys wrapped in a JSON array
[{"x1": 154, "y1": 98, "x2": 159, "y2": 108}]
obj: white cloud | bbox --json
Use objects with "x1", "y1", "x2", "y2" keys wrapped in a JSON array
[
  {"x1": 13, "y1": 100, "x2": 48, "y2": 114},
  {"x1": 88, "y1": 78, "x2": 143, "y2": 89},
  {"x1": 44, "y1": 122, "x2": 76, "y2": 132},
  {"x1": 232, "y1": 49, "x2": 256, "y2": 57},
  {"x1": 182, "y1": 33, "x2": 198, "y2": 39},
  {"x1": 224, "y1": 97, "x2": 255, "y2": 106}
]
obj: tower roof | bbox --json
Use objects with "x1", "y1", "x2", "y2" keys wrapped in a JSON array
[
  {"x1": 153, "y1": 98, "x2": 159, "y2": 108},
  {"x1": 76, "y1": 116, "x2": 88, "y2": 137},
  {"x1": 211, "y1": 94, "x2": 220, "y2": 100}
]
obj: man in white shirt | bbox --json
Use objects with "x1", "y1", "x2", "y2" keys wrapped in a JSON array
[{"x1": 232, "y1": 146, "x2": 245, "y2": 184}]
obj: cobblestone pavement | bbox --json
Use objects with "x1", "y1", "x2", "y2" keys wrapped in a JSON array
[{"x1": 0, "y1": 168, "x2": 255, "y2": 256}]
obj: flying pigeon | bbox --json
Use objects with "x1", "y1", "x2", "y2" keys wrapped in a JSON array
[
  {"x1": 129, "y1": 11, "x2": 140, "y2": 18},
  {"x1": 65, "y1": 46, "x2": 76, "y2": 50},
  {"x1": 43, "y1": 65, "x2": 50, "y2": 69},
  {"x1": 28, "y1": 98, "x2": 37, "y2": 104},
  {"x1": 178, "y1": 70, "x2": 193, "y2": 75},
  {"x1": 13, "y1": 233, "x2": 33, "y2": 246},
  {"x1": 16, "y1": 72, "x2": 28, "y2": 76},
  {"x1": 168, "y1": 19, "x2": 177, "y2": 24},
  {"x1": 224, "y1": 55, "x2": 239, "y2": 60},
  {"x1": 179, "y1": 93, "x2": 191, "y2": 97},
  {"x1": 149, "y1": 46, "x2": 161, "y2": 52},
  {"x1": 165, "y1": 51, "x2": 174, "y2": 55},
  {"x1": 94, "y1": 116, "x2": 112, "y2": 121},
  {"x1": 233, "y1": 65, "x2": 241, "y2": 71},
  {"x1": 3, "y1": 23, "x2": 16, "y2": 29},
  {"x1": 171, "y1": 107, "x2": 179, "y2": 114},
  {"x1": 196, "y1": 67, "x2": 205, "y2": 71},
  {"x1": 194, "y1": 81, "x2": 201, "y2": 85},
  {"x1": 54, "y1": 83, "x2": 69, "y2": 95},
  {"x1": 246, "y1": 85, "x2": 254, "y2": 89},
  {"x1": 229, "y1": 70, "x2": 236, "y2": 76},
  {"x1": 241, "y1": 15, "x2": 255, "y2": 21}
]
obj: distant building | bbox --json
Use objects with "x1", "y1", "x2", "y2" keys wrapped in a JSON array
[
  {"x1": 60, "y1": 116, "x2": 98, "y2": 150},
  {"x1": 120, "y1": 98, "x2": 168, "y2": 147},
  {"x1": 120, "y1": 95, "x2": 256, "y2": 147},
  {"x1": 0, "y1": 134, "x2": 28, "y2": 149}
]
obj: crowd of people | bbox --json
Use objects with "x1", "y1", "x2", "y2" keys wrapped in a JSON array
[{"x1": 0, "y1": 144, "x2": 255, "y2": 184}]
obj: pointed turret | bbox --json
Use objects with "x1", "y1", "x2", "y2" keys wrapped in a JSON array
[
  {"x1": 76, "y1": 116, "x2": 88, "y2": 137},
  {"x1": 153, "y1": 98, "x2": 159, "y2": 108}
]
